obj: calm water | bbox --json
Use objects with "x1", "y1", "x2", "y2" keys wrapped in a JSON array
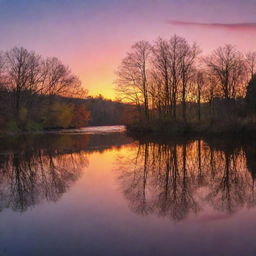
[{"x1": 1, "y1": 127, "x2": 256, "y2": 255}]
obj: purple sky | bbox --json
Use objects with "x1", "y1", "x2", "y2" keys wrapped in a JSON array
[{"x1": 0, "y1": 0, "x2": 255, "y2": 98}]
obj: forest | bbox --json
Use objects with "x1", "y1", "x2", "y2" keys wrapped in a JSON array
[
  {"x1": 0, "y1": 47, "x2": 130, "y2": 132},
  {"x1": 116, "y1": 35, "x2": 256, "y2": 134},
  {"x1": 0, "y1": 47, "x2": 89, "y2": 131},
  {"x1": 85, "y1": 95, "x2": 135, "y2": 126},
  {"x1": 2, "y1": 37, "x2": 256, "y2": 135}
]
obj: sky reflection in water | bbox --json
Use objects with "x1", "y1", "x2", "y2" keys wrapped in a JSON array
[{"x1": 0, "y1": 133, "x2": 256, "y2": 255}]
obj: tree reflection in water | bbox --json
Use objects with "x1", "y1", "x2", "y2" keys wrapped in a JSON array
[
  {"x1": 116, "y1": 138, "x2": 256, "y2": 221},
  {"x1": 0, "y1": 133, "x2": 131, "y2": 212}
]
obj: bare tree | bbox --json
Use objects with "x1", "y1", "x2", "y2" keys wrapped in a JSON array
[
  {"x1": 5, "y1": 47, "x2": 42, "y2": 115},
  {"x1": 152, "y1": 38, "x2": 171, "y2": 115},
  {"x1": 179, "y1": 40, "x2": 200, "y2": 122},
  {"x1": 0, "y1": 52, "x2": 4, "y2": 76},
  {"x1": 150, "y1": 35, "x2": 200, "y2": 122},
  {"x1": 0, "y1": 52, "x2": 6, "y2": 92},
  {"x1": 205, "y1": 45, "x2": 245, "y2": 101},
  {"x1": 245, "y1": 51, "x2": 256, "y2": 80},
  {"x1": 115, "y1": 36, "x2": 254, "y2": 128},
  {"x1": 195, "y1": 70, "x2": 205, "y2": 121},
  {"x1": 0, "y1": 46, "x2": 87, "y2": 130},
  {"x1": 205, "y1": 73, "x2": 218, "y2": 122},
  {"x1": 169, "y1": 35, "x2": 183, "y2": 120},
  {"x1": 41, "y1": 57, "x2": 86, "y2": 98},
  {"x1": 116, "y1": 41, "x2": 151, "y2": 121},
  {"x1": 148, "y1": 70, "x2": 165, "y2": 119}
]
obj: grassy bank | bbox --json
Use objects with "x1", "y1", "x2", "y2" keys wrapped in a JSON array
[{"x1": 126, "y1": 117, "x2": 256, "y2": 139}]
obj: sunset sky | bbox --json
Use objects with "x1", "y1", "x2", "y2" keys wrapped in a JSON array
[{"x1": 0, "y1": 0, "x2": 256, "y2": 99}]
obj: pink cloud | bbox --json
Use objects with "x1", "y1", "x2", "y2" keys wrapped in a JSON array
[{"x1": 168, "y1": 20, "x2": 256, "y2": 31}]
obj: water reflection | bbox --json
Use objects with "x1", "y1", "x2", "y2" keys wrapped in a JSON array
[
  {"x1": 0, "y1": 133, "x2": 131, "y2": 212},
  {"x1": 116, "y1": 137, "x2": 256, "y2": 221}
]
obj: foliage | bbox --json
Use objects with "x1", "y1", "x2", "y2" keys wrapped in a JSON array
[
  {"x1": 44, "y1": 102, "x2": 73, "y2": 129},
  {"x1": 85, "y1": 95, "x2": 135, "y2": 126},
  {"x1": 71, "y1": 104, "x2": 90, "y2": 128},
  {"x1": 0, "y1": 47, "x2": 89, "y2": 132}
]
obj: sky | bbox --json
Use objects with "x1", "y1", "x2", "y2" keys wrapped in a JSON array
[{"x1": 0, "y1": 0, "x2": 256, "y2": 99}]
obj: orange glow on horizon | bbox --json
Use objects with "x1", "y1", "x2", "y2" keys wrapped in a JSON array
[
  {"x1": 1, "y1": 1, "x2": 256, "y2": 101},
  {"x1": 74, "y1": 26, "x2": 256, "y2": 101}
]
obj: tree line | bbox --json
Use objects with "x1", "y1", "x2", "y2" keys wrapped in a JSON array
[
  {"x1": 85, "y1": 95, "x2": 135, "y2": 126},
  {"x1": 116, "y1": 35, "x2": 256, "y2": 133},
  {"x1": 0, "y1": 47, "x2": 89, "y2": 131}
]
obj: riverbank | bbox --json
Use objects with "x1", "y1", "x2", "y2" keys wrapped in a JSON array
[
  {"x1": 126, "y1": 120, "x2": 256, "y2": 139},
  {"x1": 0, "y1": 125, "x2": 126, "y2": 137}
]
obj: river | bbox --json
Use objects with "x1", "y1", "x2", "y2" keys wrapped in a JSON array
[{"x1": 0, "y1": 126, "x2": 256, "y2": 255}]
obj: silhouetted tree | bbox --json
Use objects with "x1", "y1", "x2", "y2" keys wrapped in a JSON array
[
  {"x1": 205, "y1": 45, "x2": 246, "y2": 101},
  {"x1": 246, "y1": 51, "x2": 256, "y2": 80},
  {"x1": 246, "y1": 74, "x2": 256, "y2": 112},
  {"x1": 0, "y1": 46, "x2": 89, "y2": 130},
  {"x1": 116, "y1": 41, "x2": 151, "y2": 121}
]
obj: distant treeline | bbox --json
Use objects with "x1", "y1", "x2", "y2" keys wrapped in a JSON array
[
  {"x1": 0, "y1": 47, "x2": 133, "y2": 132},
  {"x1": 85, "y1": 95, "x2": 135, "y2": 126},
  {"x1": 116, "y1": 35, "x2": 256, "y2": 134}
]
